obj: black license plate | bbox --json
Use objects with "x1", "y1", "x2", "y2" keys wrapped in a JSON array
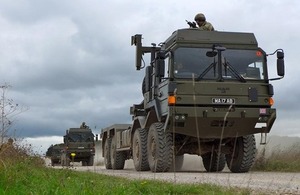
[{"x1": 212, "y1": 98, "x2": 235, "y2": 104}]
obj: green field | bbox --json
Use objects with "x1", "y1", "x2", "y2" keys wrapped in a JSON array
[
  {"x1": 252, "y1": 143, "x2": 300, "y2": 172},
  {"x1": 0, "y1": 144, "x2": 250, "y2": 195},
  {"x1": 0, "y1": 159, "x2": 249, "y2": 195},
  {"x1": 1, "y1": 141, "x2": 300, "y2": 194}
]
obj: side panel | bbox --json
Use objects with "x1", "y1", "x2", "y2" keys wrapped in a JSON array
[
  {"x1": 157, "y1": 80, "x2": 169, "y2": 116},
  {"x1": 101, "y1": 124, "x2": 132, "y2": 153}
]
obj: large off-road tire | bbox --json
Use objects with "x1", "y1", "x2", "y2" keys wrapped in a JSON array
[
  {"x1": 202, "y1": 152, "x2": 226, "y2": 172},
  {"x1": 87, "y1": 156, "x2": 94, "y2": 166},
  {"x1": 110, "y1": 136, "x2": 126, "y2": 170},
  {"x1": 170, "y1": 155, "x2": 184, "y2": 172},
  {"x1": 104, "y1": 138, "x2": 112, "y2": 169},
  {"x1": 147, "y1": 122, "x2": 173, "y2": 172},
  {"x1": 225, "y1": 135, "x2": 256, "y2": 173},
  {"x1": 132, "y1": 128, "x2": 150, "y2": 171}
]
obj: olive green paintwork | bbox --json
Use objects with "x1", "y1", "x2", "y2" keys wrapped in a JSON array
[
  {"x1": 63, "y1": 128, "x2": 95, "y2": 162},
  {"x1": 102, "y1": 28, "x2": 281, "y2": 152},
  {"x1": 163, "y1": 29, "x2": 258, "y2": 50},
  {"x1": 140, "y1": 29, "x2": 275, "y2": 138},
  {"x1": 157, "y1": 80, "x2": 275, "y2": 138}
]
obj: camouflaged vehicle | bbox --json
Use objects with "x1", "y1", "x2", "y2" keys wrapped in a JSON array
[
  {"x1": 61, "y1": 127, "x2": 95, "y2": 166},
  {"x1": 46, "y1": 143, "x2": 64, "y2": 166},
  {"x1": 101, "y1": 28, "x2": 284, "y2": 173}
]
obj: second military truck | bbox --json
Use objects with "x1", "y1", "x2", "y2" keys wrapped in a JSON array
[
  {"x1": 61, "y1": 125, "x2": 95, "y2": 166},
  {"x1": 46, "y1": 143, "x2": 64, "y2": 166},
  {"x1": 101, "y1": 28, "x2": 284, "y2": 173}
]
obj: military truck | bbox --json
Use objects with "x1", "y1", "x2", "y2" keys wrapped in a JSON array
[
  {"x1": 101, "y1": 28, "x2": 284, "y2": 173},
  {"x1": 61, "y1": 126, "x2": 95, "y2": 166},
  {"x1": 45, "y1": 143, "x2": 64, "y2": 166}
]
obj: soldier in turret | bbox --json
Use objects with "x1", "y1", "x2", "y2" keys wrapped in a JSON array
[
  {"x1": 194, "y1": 13, "x2": 214, "y2": 31},
  {"x1": 80, "y1": 122, "x2": 88, "y2": 129}
]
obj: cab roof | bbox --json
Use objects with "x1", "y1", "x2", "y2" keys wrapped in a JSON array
[{"x1": 163, "y1": 28, "x2": 258, "y2": 50}]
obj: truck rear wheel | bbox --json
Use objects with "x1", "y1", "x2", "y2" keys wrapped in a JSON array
[
  {"x1": 225, "y1": 135, "x2": 256, "y2": 173},
  {"x1": 132, "y1": 128, "x2": 150, "y2": 171},
  {"x1": 202, "y1": 152, "x2": 226, "y2": 172},
  {"x1": 111, "y1": 136, "x2": 126, "y2": 169},
  {"x1": 87, "y1": 156, "x2": 94, "y2": 166},
  {"x1": 147, "y1": 122, "x2": 173, "y2": 172},
  {"x1": 104, "y1": 138, "x2": 112, "y2": 169}
]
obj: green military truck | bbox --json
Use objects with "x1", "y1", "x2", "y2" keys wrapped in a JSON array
[
  {"x1": 101, "y1": 28, "x2": 284, "y2": 173},
  {"x1": 61, "y1": 126, "x2": 95, "y2": 166},
  {"x1": 46, "y1": 143, "x2": 64, "y2": 166}
]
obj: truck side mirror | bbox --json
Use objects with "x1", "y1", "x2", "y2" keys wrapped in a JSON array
[
  {"x1": 155, "y1": 59, "x2": 165, "y2": 77},
  {"x1": 155, "y1": 51, "x2": 165, "y2": 77},
  {"x1": 206, "y1": 51, "x2": 217, "y2": 57},
  {"x1": 277, "y1": 51, "x2": 285, "y2": 77},
  {"x1": 145, "y1": 66, "x2": 152, "y2": 93},
  {"x1": 277, "y1": 59, "x2": 284, "y2": 77},
  {"x1": 131, "y1": 34, "x2": 143, "y2": 70}
]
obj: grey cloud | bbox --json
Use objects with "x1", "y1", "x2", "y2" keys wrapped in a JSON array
[{"x1": 0, "y1": 0, "x2": 299, "y2": 140}]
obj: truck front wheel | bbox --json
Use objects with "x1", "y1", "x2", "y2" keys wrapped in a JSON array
[
  {"x1": 104, "y1": 138, "x2": 112, "y2": 169},
  {"x1": 225, "y1": 135, "x2": 256, "y2": 173},
  {"x1": 132, "y1": 128, "x2": 150, "y2": 171},
  {"x1": 111, "y1": 136, "x2": 126, "y2": 169},
  {"x1": 202, "y1": 152, "x2": 226, "y2": 172},
  {"x1": 87, "y1": 156, "x2": 94, "y2": 166},
  {"x1": 147, "y1": 122, "x2": 173, "y2": 172}
]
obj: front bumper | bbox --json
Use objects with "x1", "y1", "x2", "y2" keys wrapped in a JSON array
[{"x1": 168, "y1": 106, "x2": 276, "y2": 138}]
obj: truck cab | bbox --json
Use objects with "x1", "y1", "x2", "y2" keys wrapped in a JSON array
[
  {"x1": 102, "y1": 28, "x2": 284, "y2": 173},
  {"x1": 61, "y1": 127, "x2": 95, "y2": 166}
]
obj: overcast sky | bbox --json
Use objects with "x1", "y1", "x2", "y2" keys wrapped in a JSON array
[{"x1": 0, "y1": 0, "x2": 299, "y2": 153}]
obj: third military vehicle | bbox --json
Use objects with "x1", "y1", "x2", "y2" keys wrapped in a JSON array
[
  {"x1": 101, "y1": 28, "x2": 284, "y2": 173},
  {"x1": 61, "y1": 125, "x2": 95, "y2": 166},
  {"x1": 46, "y1": 143, "x2": 64, "y2": 166}
]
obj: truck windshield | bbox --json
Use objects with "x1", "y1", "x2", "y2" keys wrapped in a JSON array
[
  {"x1": 173, "y1": 47, "x2": 265, "y2": 81},
  {"x1": 67, "y1": 133, "x2": 94, "y2": 142}
]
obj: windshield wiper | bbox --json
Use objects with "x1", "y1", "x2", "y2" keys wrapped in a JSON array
[
  {"x1": 197, "y1": 61, "x2": 246, "y2": 82},
  {"x1": 225, "y1": 60, "x2": 246, "y2": 83},
  {"x1": 196, "y1": 62, "x2": 217, "y2": 81}
]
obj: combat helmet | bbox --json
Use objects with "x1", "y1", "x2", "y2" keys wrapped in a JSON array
[{"x1": 194, "y1": 13, "x2": 206, "y2": 21}]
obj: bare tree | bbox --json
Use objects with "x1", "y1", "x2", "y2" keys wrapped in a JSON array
[{"x1": 0, "y1": 83, "x2": 28, "y2": 144}]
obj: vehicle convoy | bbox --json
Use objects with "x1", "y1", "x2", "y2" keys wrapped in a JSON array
[
  {"x1": 45, "y1": 143, "x2": 64, "y2": 166},
  {"x1": 61, "y1": 124, "x2": 95, "y2": 166},
  {"x1": 101, "y1": 28, "x2": 285, "y2": 173}
]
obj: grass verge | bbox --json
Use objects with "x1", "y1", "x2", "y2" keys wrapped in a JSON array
[
  {"x1": 252, "y1": 143, "x2": 300, "y2": 172},
  {"x1": 0, "y1": 144, "x2": 250, "y2": 194}
]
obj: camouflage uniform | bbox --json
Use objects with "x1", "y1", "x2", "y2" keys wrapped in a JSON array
[
  {"x1": 198, "y1": 21, "x2": 214, "y2": 31},
  {"x1": 194, "y1": 13, "x2": 215, "y2": 31},
  {"x1": 80, "y1": 122, "x2": 87, "y2": 129}
]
